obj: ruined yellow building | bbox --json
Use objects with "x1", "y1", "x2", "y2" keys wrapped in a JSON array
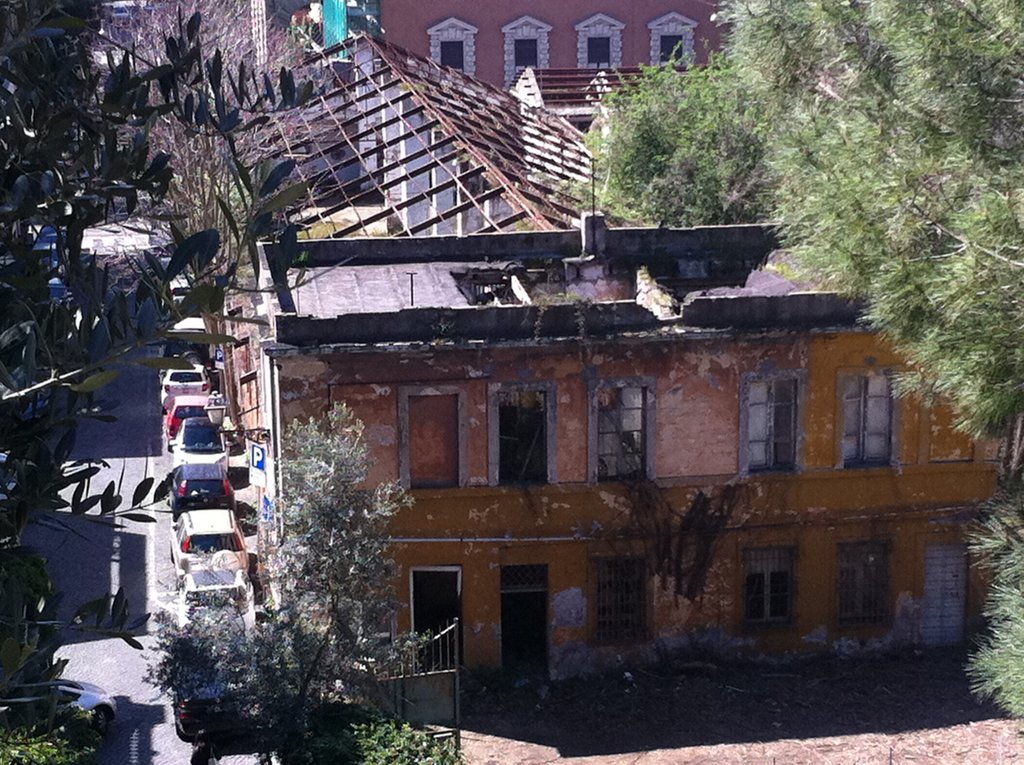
[{"x1": 232, "y1": 221, "x2": 996, "y2": 678}]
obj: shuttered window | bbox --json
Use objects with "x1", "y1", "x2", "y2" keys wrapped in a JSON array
[{"x1": 842, "y1": 374, "x2": 893, "y2": 465}]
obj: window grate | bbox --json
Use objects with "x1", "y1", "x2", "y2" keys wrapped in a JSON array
[
  {"x1": 501, "y1": 564, "x2": 548, "y2": 593},
  {"x1": 837, "y1": 542, "x2": 890, "y2": 624},
  {"x1": 595, "y1": 558, "x2": 646, "y2": 641}
]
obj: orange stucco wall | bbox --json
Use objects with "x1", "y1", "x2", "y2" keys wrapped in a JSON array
[{"x1": 272, "y1": 330, "x2": 997, "y2": 675}]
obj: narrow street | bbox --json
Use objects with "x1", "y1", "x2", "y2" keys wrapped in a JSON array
[{"x1": 22, "y1": 352, "x2": 256, "y2": 765}]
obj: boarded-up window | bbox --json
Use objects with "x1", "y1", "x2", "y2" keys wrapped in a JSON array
[
  {"x1": 747, "y1": 378, "x2": 797, "y2": 470},
  {"x1": 842, "y1": 375, "x2": 892, "y2": 465},
  {"x1": 596, "y1": 385, "x2": 645, "y2": 480},
  {"x1": 744, "y1": 547, "x2": 795, "y2": 623},
  {"x1": 837, "y1": 542, "x2": 889, "y2": 624},
  {"x1": 408, "y1": 394, "x2": 459, "y2": 488},
  {"x1": 595, "y1": 557, "x2": 646, "y2": 642},
  {"x1": 497, "y1": 389, "x2": 547, "y2": 484}
]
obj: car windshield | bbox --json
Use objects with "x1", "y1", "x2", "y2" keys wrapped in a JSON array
[
  {"x1": 187, "y1": 533, "x2": 239, "y2": 553},
  {"x1": 170, "y1": 372, "x2": 203, "y2": 383},
  {"x1": 183, "y1": 426, "x2": 221, "y2": 451},
  {"x1": 176, "y1": 406, "x2": 206, "y2": 420}
]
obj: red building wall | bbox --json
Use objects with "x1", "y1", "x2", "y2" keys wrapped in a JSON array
[{"x1": 380, "y1": 1, "x2": 724, "y2": 88}]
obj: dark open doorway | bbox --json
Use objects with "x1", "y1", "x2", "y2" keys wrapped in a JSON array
[
  {"x1": 412, "y1": 568, "x2": 462, "y2": 637},
  {"x1": 409, "y1": 565, "x2": 462, "y2": 667},
  {"x1": 501, "y1": 564, "x2": 548, "y2": 674}
]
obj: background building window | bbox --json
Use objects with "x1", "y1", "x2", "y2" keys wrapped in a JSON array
[
  {"x1": 439, "y1": 40, "x2": 464, "y2": 71},
  {"x1": 596, "y1": 385, "x2": 645, "y2": 480},
  {"x1": 502, "y1": 15, "x2": 552, "y2": 87},
  {"x1": 659, "y1": 34, "x2": 684, "y2": 63},
  {"x1": 427, "y1": 17, "x2": 478, "y2": 77},
  {"x1": 498, "y1": 389, "x2": 547, "y2": 483},
  {"x1": 744, "y1": 547, "x2": 795, "y2": 623},
  {"x1": 575, "y1": 13, "x2": 624, "y2": 70},
  {"x1": 647, "y1": 12, "x2": 697, "y2": 66},
  {"x1": 514, "y1": 38, "x2": 538, "y2": 71},
  {"x1": 747, "y1": 377, "x2": 797, "y2": 470},
  {"x1": 838, "y1": 542, "x2": 889, "y2": 624},
  {"x1": 587, "y1": 36, "x2": 611, "y2": 68},
  {"x1": 842, "y1": 374, "x2": 893, "y2": 465},
  {"x1": 595, "y1": 558, "x2": 647, "y2": 641}
]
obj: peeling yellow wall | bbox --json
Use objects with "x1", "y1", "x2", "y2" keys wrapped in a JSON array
[{"x1": 274, "y1": 330, "x2": 997, "y2": 674}]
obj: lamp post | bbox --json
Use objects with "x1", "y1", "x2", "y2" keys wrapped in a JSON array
[{"x1": 204, "y1": 392, "x2": 227, "y2": 427}]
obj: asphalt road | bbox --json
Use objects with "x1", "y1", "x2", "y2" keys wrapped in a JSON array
[{"x1": 22, "y1": 352, "x2": 257, "y2": 765}]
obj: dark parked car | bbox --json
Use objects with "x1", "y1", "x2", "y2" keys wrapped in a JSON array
[
  {"x1": 174, "y1": 688, "x2": 246, "y2": 741},
  {"x1": 169, "y1": 462, "x2": 235, "y2": 519}
]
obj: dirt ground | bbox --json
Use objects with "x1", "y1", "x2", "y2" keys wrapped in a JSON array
[{"x1": 460, "y1": 648, "x2": 1022, "y2": 764}]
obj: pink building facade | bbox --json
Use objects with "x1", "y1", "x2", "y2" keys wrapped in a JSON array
[{"x1": 380, "y1": 2, "x2": 723, "y2": 88}]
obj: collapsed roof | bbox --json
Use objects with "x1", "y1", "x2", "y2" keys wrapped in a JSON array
[
  {"x1": 272, "y1": 34, "x2": 592, "y2": 239},
  {"x1": 511, "y1": 67, "x2": 643, "y2": 131}
]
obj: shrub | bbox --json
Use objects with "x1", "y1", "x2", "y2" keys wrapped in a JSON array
[{"x1": 0, "y1": 709, "x2": 101, "y2": 765}]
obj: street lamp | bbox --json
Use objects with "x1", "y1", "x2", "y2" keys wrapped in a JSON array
[{"x1": 205, "y1": 392, "x2": 227, "y2": 426}]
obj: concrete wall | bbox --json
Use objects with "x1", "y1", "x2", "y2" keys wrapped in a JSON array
[{"x1": 270, "y1": 330, "x2": 996, "y2": 676}]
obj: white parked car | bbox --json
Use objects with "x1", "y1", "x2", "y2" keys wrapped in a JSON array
[
  {"x1": 160, "y1": 364, "x2": 210, "y2": 411},
  {"x1": 170, "y1": 508, "x2": 248, "y2": 582},
  {"x1": 58, "y1": 679, "x2": 117, "y2": 734},
  {"x1": 177, "y1": 568, "x2": 255, "y2": 631},
  {"x1": 170, "y1": 417, "x2": 228, "y2": 472}
]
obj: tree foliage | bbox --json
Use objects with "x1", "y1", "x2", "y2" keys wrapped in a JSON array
[
  {"x1": 588, "y1": 55, "x2": 772, "y2": 226},
  {"x1": 151, "y1": 404, "x2": 409, "y2": 759},
  {"x1": 721, "y1": 0, "x2": 1024, "y2": 715},
  {"x1": 0, "y1": 0, "x2": 310, "y2": 735},
  {"x1": 725, "y1": 0, "x2": 1024, "y2": 436}
]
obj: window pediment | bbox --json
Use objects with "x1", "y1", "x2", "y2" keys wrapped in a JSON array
[
  {"x1": 647, "y1": 11, "x2": 698, "y2": 31},
  {"x1": 427, "y1": 17, "x2": 478, "y2": 36},
  {"x1": 575, "y1": 12, "x2": 625, "y2": 32},
  {"x1": 502, "y1": 15, "x2": 552, "y2": 34}
]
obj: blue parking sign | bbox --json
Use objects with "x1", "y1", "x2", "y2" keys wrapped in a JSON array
[{"x1": 250, "y1": 443, "x2": 266, "y2": 471}]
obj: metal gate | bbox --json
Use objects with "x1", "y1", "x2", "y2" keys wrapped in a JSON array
[
  {"x1": 921, "y1": 544, "x2": 967, "y2": 645},
  {"x1": 380, "y1": 619, "x2": 460, "y2": 747}
]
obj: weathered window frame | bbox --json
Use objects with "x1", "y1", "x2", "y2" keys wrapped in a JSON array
[
  {"x1": 588, "y1": 377, "x2": 656, "y2": 482},
  {"x1": 739, "y1": 370, "x2": 804, "y2": 474},
  {"x1": 593, "y1": 557, "x2": 648, "y2": 643},
  {"x1": 398, "y1": 385, "x2": 468, "y2": 489},
  {"x1": 743, "y1": 546, "x2": 796, "y2": 625},
  {"x1": 837, "y1": 541, "x2": 890, "y2": 625},
  {"x1": 840, "y1": 372, "x2": 896, "y2": 468},
  {"x1": 488, "y1": 381, "x2": 557, "y2": 486}
]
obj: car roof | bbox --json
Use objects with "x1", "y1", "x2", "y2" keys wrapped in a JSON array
[
  {"x1": 180, "y1": 508, "x2": 236, "y2": 532},
  {"x1": 172, "y1": 462, "x2": 227, "y2": 480}
]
